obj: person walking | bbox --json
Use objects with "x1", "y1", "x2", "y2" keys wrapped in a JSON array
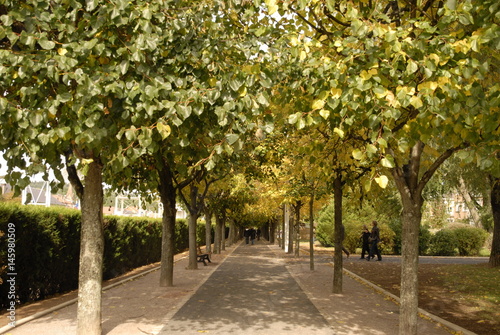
[
  {"x1": 367, "y1": 220, "x2": 382, "y2": 261},
  {"x1": 250, "y1": 228, "x2": 257, "y2": 245},
  {"x1": 244, "y1": 228, "x2": 250, "y2": 244},
  {"x1": 360, "y1": 224, "x2": 371, "y2": 259}
]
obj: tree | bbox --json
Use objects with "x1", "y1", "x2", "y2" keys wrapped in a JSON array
[
  {"x1": 107, "y1": 0, "x2": 274, "y2": 286},
  {"x1": 0, "y1": 1, "x2": 184, "y2": 332},
  {"x1": 265, "y1": 0, "x2": 499, "y2": 333}
]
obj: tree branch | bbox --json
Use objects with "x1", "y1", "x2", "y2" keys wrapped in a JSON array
[
  {"x1": 417, "y1": 143, "x2": 470, "y2": 195},
  {"x1": 65, "y1": 150, "x2": 84, "y2": 200}
]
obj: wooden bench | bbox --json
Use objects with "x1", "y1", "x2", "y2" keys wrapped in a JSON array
[{"x1": 197, "y1": 246, "x2": 211, "y2": 266}]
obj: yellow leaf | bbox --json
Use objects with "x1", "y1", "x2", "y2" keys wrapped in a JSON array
[
  {"x1": 334, "y1": 127, "x2": 344, "y2": 138},
  {"x1": 265, "y1": 0, "x2": 278, "y2": 15},
  {"x1": 418, "y1": 81, "x2": 438, "y2": 92},
  {"x1": 360, "y1": 70, "x2": 371, "y2": 80},
  {"x1": 57, "y1": 48, "x2": 68, "y2": 56},
  {"x1": 410, "y1": 96, "x2": 423, "y2": 109},
  {"x1": 375, "y1": 175, "x2": 389, "y2": 188},
  {"x1": 331, "y1": 87, "x2": 342, "y2": 98},
  {"x1": 312, "y1": 99, "x2": 325, "y2": 110},
  {"x1": 300, "y1": 50, "x2": 307, "y2": 61},
  {"x1": 319, "y1": 109, "x2": 330, "y2": 119},
  {"x1": 238, "y1": 86, "x2": 247, "y2": 97}
]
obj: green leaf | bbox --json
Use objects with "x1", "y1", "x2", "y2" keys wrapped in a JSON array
[
  {"x1": 381, "y1": 156, "x2": 395, "y2": 168},
  {"x1": 446, "y1": 0, "x2": 456, "y2": 10},
  {"x1": 157, "y1": 122, "x2": 171, "y2": 140},
  {"x1": 288, "y1": 112, "x2": 301, "y2": 124},
  {"x1": 226, "y1": 134, "x2": 239, "y2": 145},
  {"x1": 406, "y1": 60, "x2": 418, "y2": 75},
  {"x1": 229, "y1": 78, "x2": 243, "y2": 92},
  {"x1": 38, "y1": 37, "x2": 55, "y2": 50}
]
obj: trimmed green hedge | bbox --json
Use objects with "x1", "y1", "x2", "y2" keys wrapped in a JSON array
[{"x1": 0, "y1": 203, "x2": 203, "y2": 308}]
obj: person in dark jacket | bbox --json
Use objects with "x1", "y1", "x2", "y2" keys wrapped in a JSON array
[
  {"x1": 367, "y1": 221, "x2": 382, "y2": 261},
  {"x1": 244, "y1": 228, "x2": 250, "y2": 244},
  {"x1": 249, "y1": 228, "x2": 256, "y2": 245},
  {"x1": 360, "y1": 224, "x2": 371, "y2": 259}
]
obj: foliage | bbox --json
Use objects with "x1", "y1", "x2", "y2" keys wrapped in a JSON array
[
  {"x1": 0, "y1": 203, "x2": 198, "y2": 307},
  {"x1": 316, "y1": 198, "x2": 395, "y2": 253},
  {"x1": 429, "y1": 229, "x2": 458, "y2": 256},
  {"x1": 451, "y1": 226, "x2": 489, "y2": 256},
  {"x1": 390, "y1": 221, "x2": 432, "y2": 255}
]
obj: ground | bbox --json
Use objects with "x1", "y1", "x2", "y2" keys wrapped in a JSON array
[{"x1": 343, "y1": 260, "x2": 500, "y2": 335}]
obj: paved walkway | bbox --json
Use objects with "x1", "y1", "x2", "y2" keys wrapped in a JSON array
[
  {"x1": 159, "y1": 242, "x2": 333, "y2": 334},
  {"x1": 1, "y1": 240, "x2": 473, "y2": 335}
]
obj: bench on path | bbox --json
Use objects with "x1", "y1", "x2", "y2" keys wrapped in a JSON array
[{"x1": 197, "y1": 246, "x2": 211, "y2": 266}]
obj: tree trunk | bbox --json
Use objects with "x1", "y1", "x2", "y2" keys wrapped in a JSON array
[
  {"x1": 309, "y1": 193, "x2": 315, "y2": 271},
  {"x1": 458, "y1": 177, "x2": 482, "y2": 227},
  {"x1": 288, "y1": 207, "x2": 294, "y2": 254},
  {"x1": 158, "y1": 163, "x2": 176, "y2": 287},
  {"x1": 294, "y1": 201, "x2": 302, "y2": 257},
  {"x1": 398, "y1": 200, "x2": 422, "y2": 335},
  {"x1": 221, "y1": 212, "x2": 226, "y2": 251},
  {"x1": 187, "y1": 213, "x2": 198, "y2": 270},
  {"x1": 228, "y1": 219, "x2": 236, "y2": 246},
  {"x1": 76, "y1": 161, "x2": 104, "y2": 335},
  {"x1": 214, "y1": 214, "x2": 223, "y2": 254},
  {"x1": 391, "y1": 141, "x2": 425, "y2": 335},
  {"x1": 269, "y1": 219, "x2": 276, "y2": 244},
  {"x1": 489, "y1": 176, "x2": 500, "y2": 267},
  {"x1": 204, "y1": 208, "x2": 212, "y2": 253},
  {"x1": 280, "y1": 206, "x2": 285, "y2": 249},
  {"x1": 332, "y1": 174, "x2": 343, "y2": 294}
]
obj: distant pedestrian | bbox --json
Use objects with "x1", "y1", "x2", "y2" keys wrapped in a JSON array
[
  {"x1": 367, "y1": 221, "x2": 382, "y2": 261},
  {"x1": 250, "y1": 228, "x2": 256, "y2": 245},
  {"x1": 339, "y1": 224, "x2": 350, "y2": 258},
  {"x1": 360, "y1": 224, "x2": 371, "y2": 259},
  {"x1": 244, "y1": 228, "x2": 250, "y2": 244},
  {"x1": 256, "y1": 228, "x2": 261, "y2": 241}
]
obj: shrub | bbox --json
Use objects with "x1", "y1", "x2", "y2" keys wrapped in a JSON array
[
  {"x1": 390, "y1": 221, "x2": 432, "y2": 255},
  {"x1": 0, "y1": 203, "x2": 200, "y2": 308},
  {"x1": 316, "y1": 198, "x2": 395, "y2": 253},
  {"x1": 452, "y1": 226, "x2": 489, "y2": 256},
  {"x1": 429, "y1": 229, "x2": 457, "y2": 256}
]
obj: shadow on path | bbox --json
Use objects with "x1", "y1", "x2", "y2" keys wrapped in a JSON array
[{"x1": 159, "y1": 242, "x2": 334, "y2": 335}]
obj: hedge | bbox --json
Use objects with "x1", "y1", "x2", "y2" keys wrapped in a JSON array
[{"x1": 0, "y1": 203, "x2": 204, "y2": 308}]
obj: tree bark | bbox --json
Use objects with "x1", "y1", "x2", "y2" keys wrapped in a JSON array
[
  {"x1": 204, "y1": 208, "x2": 212, "y2": 253},
  {"x1": 294, "y1": 201, "x2": 302, "y2": 257},
  {"x1": 390, "y1": 141, "x2": 460, "y2": 335},
  {"x1": 288, "y1": 206, "x2": 294, "y2": 254},
  {"x1": 309, "y1": 193, "x2": 315, "y2": 271},
  {"x1": 269, "y1": 219, "x2": 276, "y2": 244},
  {"x1": 458, "y1": 177, "x2": 482, "y2": 227},
  {"x1": 332, "y1": 174, "x2": 343, "y2": 294},
  {"x1": 214, "y1": 213, "x2": 223, "y2": 254},
  {"x1": 158, "y1": 162, "x2": 176, "y2": 287},
  {"x1": 187, "y1": 213, "x2": 198, "y2": 269},
  {"x1": 489, "y1": 176, "x2": 500, "y2": 267},
  {"x1": 221, "y1": 212, "x2": 226, "y2": 251},
  {"x1": 76, "y1": 161, "x2": 104, "y2": 335}
]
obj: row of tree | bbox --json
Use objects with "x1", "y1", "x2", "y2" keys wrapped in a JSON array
[{"x1": 1, "y1": 1, "x2": 498, "y2": 335}]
